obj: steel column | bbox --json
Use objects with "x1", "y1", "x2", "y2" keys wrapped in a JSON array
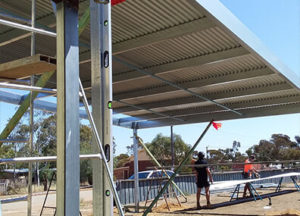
[
  {"x1": 171, "y1": 126, "x2": 174, "y2": 170},
  {"x1": 56, "y1": 1, "x2": 80, "y2": 215},
  {"x1": 90, "y1": 0, "x2": 113, "y2": 215},
  {"x1": 133, "y1": 126, "x2": 139, "y2": 212},
  {"x1": 27, "y1": 0, "x2": 36, "y2": 214},
  {"x1": 90, "y1": 0, "x2": 103, "y2": 215}
]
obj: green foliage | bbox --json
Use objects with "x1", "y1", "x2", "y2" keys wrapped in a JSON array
[
  {"x1": 0, "y1": 143, "x2": 14, "y2": 160},
  {"x1": 37, "y1": 115, "x2": 57, "y2": 156},
  {"x1": 114, "y1": 153, "x2": 130, "y2": 169},
  {"x1": 208, "y1": 140, "x2": 246, "y2": 164},
  {"x1": 4, "y1": 113, "x2": 94, "y2": 183},
  {"x1": 145, "y1": 133, "x2": 191, "y2": 172},
  {"x1": 247, "y1": 134, "x2": 300, "y2": 161},
  {"x1": 79, "y1": 125, "x2": 92, "y2": 183}
]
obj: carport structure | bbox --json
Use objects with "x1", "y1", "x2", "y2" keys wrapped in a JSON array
[{"x1": 0, "y1": 0, "x2": 300, "y2": 215}]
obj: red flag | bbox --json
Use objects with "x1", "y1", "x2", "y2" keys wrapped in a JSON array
[
  {"x1": 112, "y1": 0, "x2": 126, "y2": 5},
  {"x1": 212, "y1": 121, "x2": 222, "y2": 130}
]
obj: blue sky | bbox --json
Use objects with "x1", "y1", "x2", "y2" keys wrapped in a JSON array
[{"x1": 1, "y1": 0, "x2": 300, "y2": 157}]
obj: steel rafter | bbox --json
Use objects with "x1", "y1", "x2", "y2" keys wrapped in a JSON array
[{"x1": 113, "y1": 56, "x2": 242, "y2": 116}]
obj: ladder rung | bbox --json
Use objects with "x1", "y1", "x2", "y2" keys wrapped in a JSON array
[{"x1": 49, "y1": 189, "x2": 56, "y2": 192}]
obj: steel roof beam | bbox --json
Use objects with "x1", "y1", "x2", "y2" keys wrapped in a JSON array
[
  {"x1": 117, "y1": 92, "x2": 300, "y2": 123},
  {"x1": 115, "y1": 99, "x2": 184, "y2": 123},
  {"x1": 113, "y1": 16, "x2": 215, "y2": 55},
  {"x1": 114, "y1": 56, "x2": 242, "y2": 116},
  {"x1": 117, "y1": 102, "x2": 300, "y2": 129},
  {"x1": 114, "y1": 67, "x2": 273, "y2": 101},
  {"x1": 115, "y1": 81, "x2": 292, "y2": 114},
  {"x1": 113, "y1": 46, "x2": 248, "y2": 83},
  {"x1": 0, "y1": 90, "x2": 23, "y2": 104}
]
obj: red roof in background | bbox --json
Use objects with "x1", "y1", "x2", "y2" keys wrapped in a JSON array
[{"x1": 112, "y1": 0, "x2": 126, "y2": 6}]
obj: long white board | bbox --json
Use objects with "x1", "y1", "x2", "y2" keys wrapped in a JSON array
[{"x1": 210, "y1": 172, "x2": 300, "y2": 190}]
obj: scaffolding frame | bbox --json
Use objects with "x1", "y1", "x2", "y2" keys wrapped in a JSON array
[{"x1": 0, "y1": 0, "x2": 122, "y2": 215}]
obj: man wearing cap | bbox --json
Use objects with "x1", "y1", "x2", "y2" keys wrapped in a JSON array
[
  {"x1": 243, "y1": 155, "x2": 259, "y2": 198},
  {"x1": 194, "y1": 152, "x2": 213, "y2": 209}
]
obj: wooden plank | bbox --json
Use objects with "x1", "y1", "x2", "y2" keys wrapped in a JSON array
[{"x1": 0, "y1": 54, "x2": 56, "y2": 79}]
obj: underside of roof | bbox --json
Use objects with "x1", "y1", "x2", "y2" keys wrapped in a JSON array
[{"x1": 1, "y1": 0, "x2": 300, "y2": 129}]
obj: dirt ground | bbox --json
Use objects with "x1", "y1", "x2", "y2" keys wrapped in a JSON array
[
  {"x1": 128, "y1": 188, "x2": 300, "y2": 216},
  {"x1": 1, "y1": 184, "x2": 300, "y2": 215}
]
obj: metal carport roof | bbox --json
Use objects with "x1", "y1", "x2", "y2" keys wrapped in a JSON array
[{"x1": 0, "y1": 0, "x2": 300, "y2": 129}]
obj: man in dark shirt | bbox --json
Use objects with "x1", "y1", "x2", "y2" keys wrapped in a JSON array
[{"x1": 194, "y1": 152, "x2": 213, "y2": 209}]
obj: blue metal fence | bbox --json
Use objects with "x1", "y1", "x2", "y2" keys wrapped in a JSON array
[{"x1": 116, "y1": 168, "x2": 300, "y2": 205}]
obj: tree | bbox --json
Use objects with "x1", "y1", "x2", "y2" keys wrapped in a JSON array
[
  {"x1": 247, "y1": 134, "x2": 300, "y2": 161},
  {"x1": 207, "y1": 149, "x2": 224, "y2": 163},
  {"x1": 7, "y1": 113, "x2": 94, "y2": 183},
  {"x1": 145, "y1": 133, "x2": 191, "y2": 167},
  {"x1": 295, "y1": 136, "x2": 300, "y2": 147},
  {"x1": 114, "y1": 153, "x2": 130, "y2": 169}
]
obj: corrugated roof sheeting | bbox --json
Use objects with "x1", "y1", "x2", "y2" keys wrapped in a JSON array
[
  {"x1": 115, "y1": 54, "x2": 267, "y2": 90},
  {"x1": 114, "y1": 26, "x2": 241, "y2": 69},
  {"x1": 127, "y1": 89, "x2": 300, "y2": 120},
  {"x1": 120, "y1": 87, "x2": 300, "y2": 118},
  {"x1": 111, "y1": 0, "x2": 206, "y2": 44},
  {"x1": 0, "y1": 0, "x2": 300, "y2": 129},
  {"x1": 113, "y1": 77, "x2": 163, "y2": 93},
  {"x1": 0, "y1": 35, "x2": 56, "y2": 64}
]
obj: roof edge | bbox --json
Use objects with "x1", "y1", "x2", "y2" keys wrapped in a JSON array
[{"x1": 191, "y1": 0, "x2": 300, "y2": 89}]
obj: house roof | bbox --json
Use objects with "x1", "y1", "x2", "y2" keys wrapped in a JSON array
[{"x1": 128, "y1": 149, "x2": 152, "y2": 162}]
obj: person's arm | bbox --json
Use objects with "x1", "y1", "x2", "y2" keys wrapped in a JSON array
[
  {"x1": 192, "y1": 160, "x2": 198, "y2": 182},
  {"x1": 206, "y1": 167, "x2": 213, "y2": 183},
  {"x1": 251, "y1": 164, "x2": 258, "y2": 173},
  {"x1": 251, "y1": 165, "x2": 260, "y2": 178}
]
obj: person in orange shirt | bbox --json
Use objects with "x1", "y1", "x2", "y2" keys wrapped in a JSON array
[{"x1": 242, "y1": 155, "x2": 259, "y2": 198}]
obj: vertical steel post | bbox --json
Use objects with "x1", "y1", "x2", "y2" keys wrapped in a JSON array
[
  {"x1": 55, "y1": 1, "x2": 80, "y2": 215},
  {"x1": 133, "y1": 126, "x2": 139, "y2": 212},
  {"x1": 171, "y1": 125, "x2": 174, "y2": 170},
  {"x1": 27, "y1": 0, "x2": 35, "y2": 215},
  {"x1": 90, "y1": 1, "x2": 103, "y2": 212},
  {"x1": 79, "y1": 80, "x2": 124, "y2": 216},
  {"x1": 90, "y1": 0, "x2": 113, "y2": 215}
]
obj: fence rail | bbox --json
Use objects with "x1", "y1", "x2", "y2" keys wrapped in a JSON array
[{"x1": 116, "y1": 168, "x2": 300, "y2": 205}]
